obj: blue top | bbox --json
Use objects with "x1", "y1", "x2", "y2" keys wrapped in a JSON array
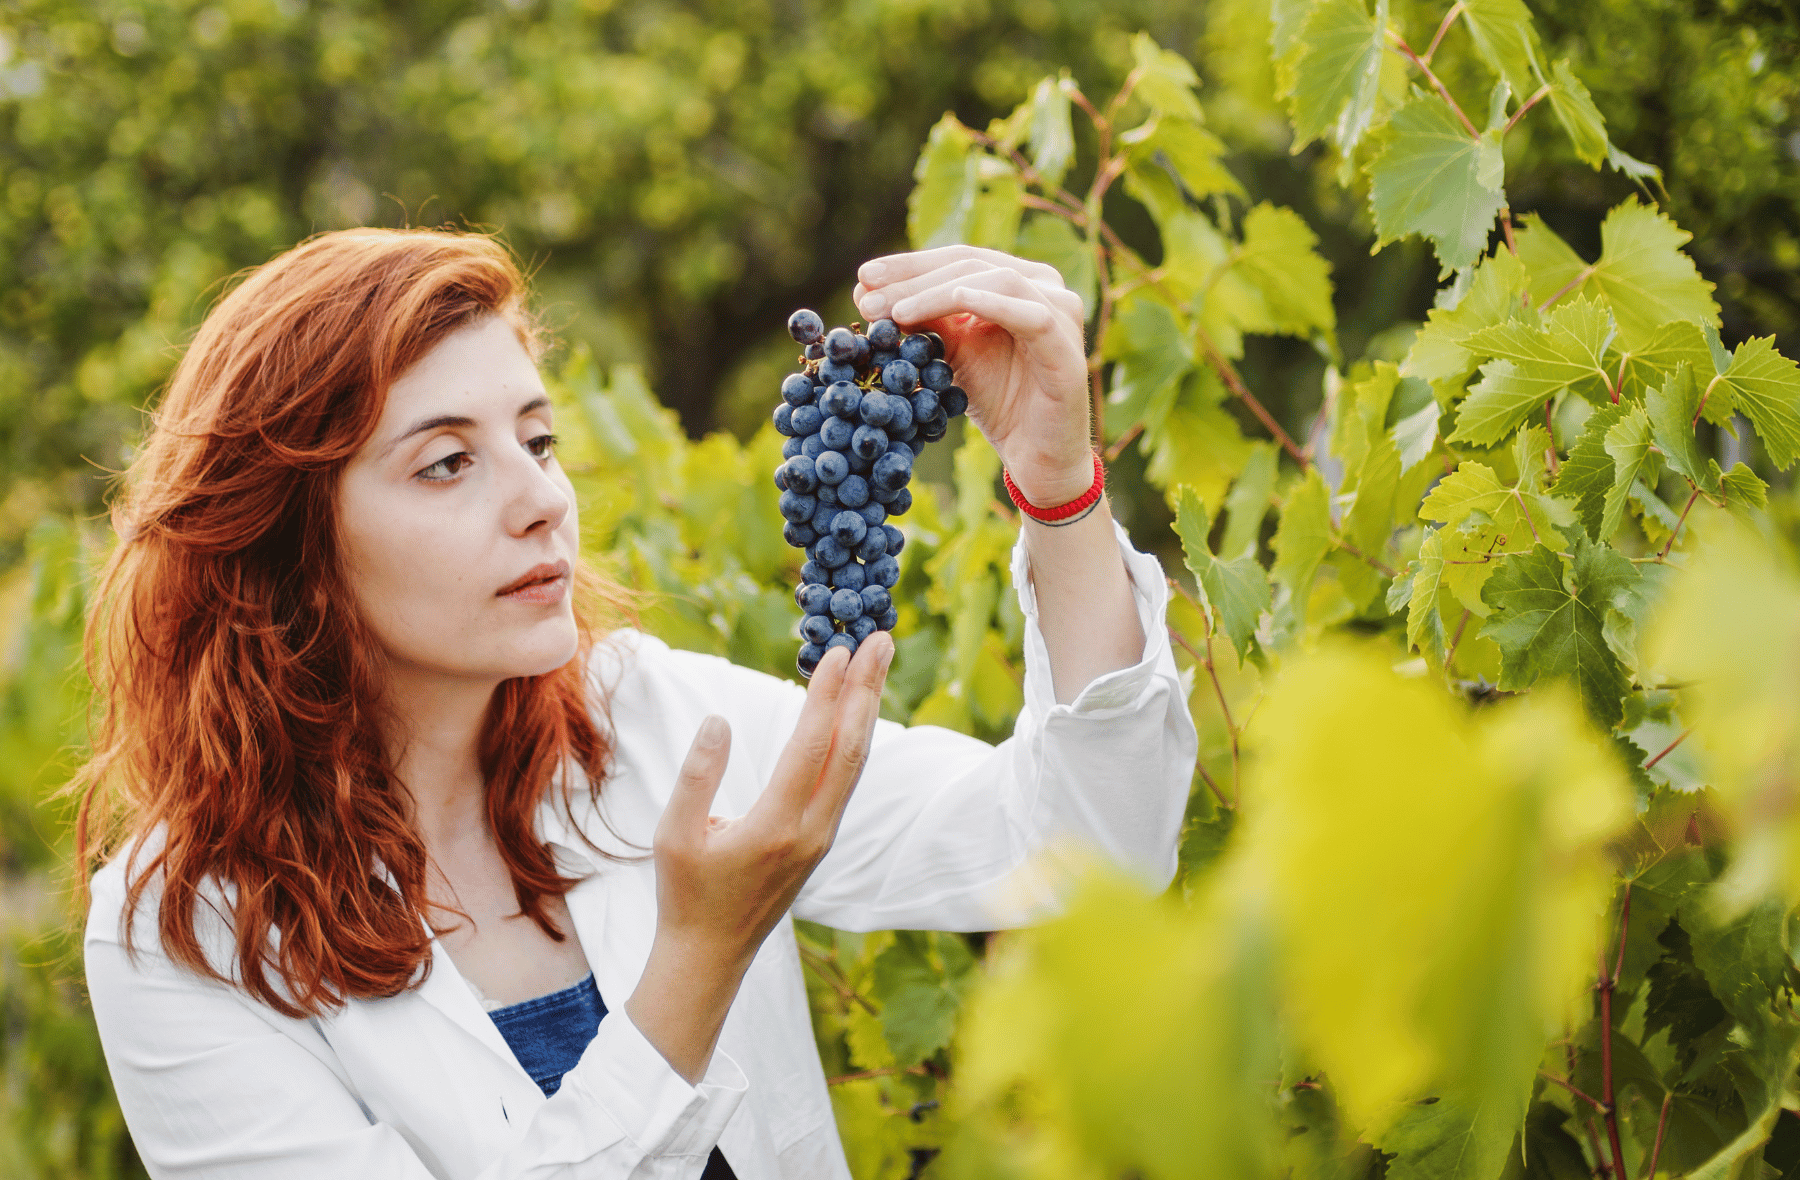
[
  {"x1": 485, "y1": 972, "x2": 607, "y2": 1098},
  {"x1": 486, "y1": 975, "x2": 736, "y2": 1178}
]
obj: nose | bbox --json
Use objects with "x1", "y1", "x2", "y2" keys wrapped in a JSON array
[{"x1": 501, "y1": 443, "x2": 572, "y2": 539}]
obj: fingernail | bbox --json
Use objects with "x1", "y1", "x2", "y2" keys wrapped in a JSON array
[
  {"x1": 697, "y1": 715, "x2": 727, "y2": 747},
  {"x1": 878, "y1": 635, "x2": 894, "y2": 675},
  {"x1": 861, "y1": 261, "x2": 887, "y2": 283}
]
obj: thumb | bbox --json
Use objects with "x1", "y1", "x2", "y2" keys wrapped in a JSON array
[{"x1": 657, "y1": 715, "x2": 732, "y2": 854}]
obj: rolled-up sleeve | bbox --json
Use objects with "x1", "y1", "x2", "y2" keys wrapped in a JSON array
[{"x1": 792, "y1": 519, "x2": 1197, "y2": 932}]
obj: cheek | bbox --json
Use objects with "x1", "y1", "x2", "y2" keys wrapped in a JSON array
[{"x1": 338, "y1": 485, "x2": 478, "y2": 642}]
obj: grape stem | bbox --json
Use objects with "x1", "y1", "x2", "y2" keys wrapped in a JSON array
[
  {"x1": 1658, "y1": 486, "x2": 1704, "y2": 559},
  {"x1": 1333, "y1": 537, "x2": 1398, "y2": 578},
  {"x1": 797, "y1": 943, "x2": 879, "y2": 1016},
  {"x1": 1600, "y1": 885, "x2": 1633, "y2": 1180},
  {"x1": 1504, "y1": 84, "x2": 1554, "y2": 135},
  {"x1": 1166, "y1": 586, "x2": 1242, "y2": 807},
  {"x1": 827, "y1": 1066, "x2": 930, "y2": 1086},
  {"x1": 1646, "y1": 1093, "x2": 1674, "y2": 1180},
  {"x1": 1422, "y1": 1, "x2": 1465, "y2": 63},
  {"x1": 1387, "y1": 30, "x2": 1481, "y2": 139},
  {"x1": 1538, "y1": 1070, "x2": 1605, "y2": 1111},
  {"x1": 1643, "y1": 728, "x2": 1691, "y2": 771}
]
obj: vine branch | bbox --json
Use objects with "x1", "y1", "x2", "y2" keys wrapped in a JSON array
[{"x1": 1388, "y1": 32, "x2": 1480, "y2": 139}]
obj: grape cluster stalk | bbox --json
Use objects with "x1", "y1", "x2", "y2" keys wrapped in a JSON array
[{"x1": 774, "y1": 308, "x2": 969, "y2": 678}]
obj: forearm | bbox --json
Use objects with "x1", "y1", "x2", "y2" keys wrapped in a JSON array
[
  {"x1": 1022, "y1": 498, "x2": 1144, "y2": 705},
  {"x1": 624, "y1": 933, "x2": 750, "y2": 1085}
]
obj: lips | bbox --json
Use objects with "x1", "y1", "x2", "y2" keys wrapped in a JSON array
[{"x1": 496, "y1": 559, "x2": 570, "y2": 597}]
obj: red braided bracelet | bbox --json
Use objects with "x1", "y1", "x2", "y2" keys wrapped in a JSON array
[{"x1": 1002, "y1": 452, "x2": 1106, "y2": 525}]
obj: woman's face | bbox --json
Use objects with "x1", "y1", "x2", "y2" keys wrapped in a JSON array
[{"x1": 337, "y1": 314, "x2": 581, "y2": 690}]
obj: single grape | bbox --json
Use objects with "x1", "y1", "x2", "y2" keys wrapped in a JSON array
[
  {"x1": 773, "y1": 403, "x2": 795, "y2": 436},
  {"x1": 919, "y1": 411, "x2": 948, "y2": 442},
  {"x1": 778, "y1": 490, "x2": 816, "y2": 522},
  {"x1": 836, "y1": 475, "x2": 870, "y2": 508},
  {"x1": 800, "y1": 559, "x2": 828, "y2": 586},
  {"x1": 783, "y1": 521, "x2": 815, "y2": 549},
  {"x1": 860, "y1": 585, "x2": 891, "y2": 617},
  {"x1": 796, "y1": 583, "x2": 833, "y2": 615},
  {"x1": 820, "y1": 381, "x2": 862, "y2": 419},
  {"x1": 867, "y1": 556, "x2": 900, "y2": 588},
  {"x1": 819, "y1": 416, "x2": 854, "y2": 451},
  {"x1": 825, "y1": 632, "x2": 858, "y2": 655},
  {"x1": 869, "y1": 483, "x2": 899, "y2": 506},
  {"x1": 801, "y1": 433, "x2": 826, "y2": 459},
  {"x1": 899, "y1": 334, "x2": 932, "y2": 367},
  {"x1": 797, "y1": 642, "x2": 826, "y2": 678},
  {"x1": 790, "y1": 404, "x2": 824, "y2": 436},
  {"x1": 811, "y1": 500, "x2": 838, "y2": 533},
  {"x1": 782, "y1": 435, "x2": 804, "y2": 459},
  {"x1": 881, "y1": 358, "x2": 918, "y2": 396},
  {"x1": 783, "y1": 454, "x2": 819, "y2": 494},
  {"x1": 830, "y1": 588, "x2": 863, "y2": 622},
  {"x1": 817, "y1": 358, "x2": 857, "y2": 386},
  {"x1": 889, "y1": 487, "x2": 913, "y2": 515},
  {"x1": 805, "y1": 342, "x2": 825, "y2": 361},
  {"x1": 910, "y1": 387, "x2": 940, "y2": 422},
  {"x1": 907, "y1": 437, "x2": 926, "y2": 456},
  {"x1": 882, "y1": 523, "x2": 904, "y2": 555},
  {"x1": 857, "y1": 501, "x2": 887, "y2": 527},
  {"x1": 854, "y1": 529, "x2": 887, "y2": 562},
  {"x1": 817, "y1": 482, "x2": 838, "y2": 506},
  {"x1": 846, "y1": 447, "x2": 872, "y2": 475},
  {"x1": 815, "y1": 449, "x2": 849, "y2": 485},
  {"x1": 848, "y1": 615, "x2": 878, "y2": 643},
  {"x1": 830, "y1": 510, "x2": 868, "y2": 547},
  {"x1": 858, "y1": 389, "x2": 895, "y2": 427},
  {"x1": 940, "y1": 385, "x2": 968, "y2": 417},
  {"x1": 781, "y1": 372, "x2": 816, "y2": 406},
  {"x1": 813, "y1": 535, "x2": 851, "y2": 568},
  {"x1": 824, "y1": 326, "x2": 859, "y2": 363},
  {"x1": 875, "y1": 605, "x2": 899, "y2": 631},
  {"x1": 871, "y1": 449, "x2": 912, "y2": 491},
  {"x1": 850, "y1": 424, "x2": 888, "y2": 461},
  {"x1": 870, "y1": 348, "x2": 899, "y2": 367},
  {"x1": 851, "y1": 333, "x2": 871, "y2": 369},
  {"x1": 868, "y1": 318, "x2": 902, "y2": 350},
  {"x1": 788, "y1": 309, "x2": 825, "y2": 345},
  {"x1": 773, "y1": 465, "x2": 788, "y2": 492},
  {"x1": 830, "y1": 561, "x2": 867, "y2": 591},
  {"x1": 925, "y1": 331, "x2": 945, "y2": 360},
  {"x1": 800, "y1": 613, "x2": 837, "y2": 646},
  {"x1": 885, "y1": 395, "x2": 914, "y2": 434},
  {"x1": 920, "y1": 359, "x2": 953, "y2": 392}
]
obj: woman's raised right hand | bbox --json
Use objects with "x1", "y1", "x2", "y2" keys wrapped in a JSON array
[{"x1": 624, "y1": 633, "x2": 893, "y2": 1082}]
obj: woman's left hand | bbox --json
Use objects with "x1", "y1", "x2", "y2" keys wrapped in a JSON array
[{"x1": 853, "y1": 246, "x2": 1094, "y2": 508}]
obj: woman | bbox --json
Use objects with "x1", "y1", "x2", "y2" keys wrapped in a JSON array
[{"x1": 77, "y1": 228, "x2": 1196, "y2": 1179}]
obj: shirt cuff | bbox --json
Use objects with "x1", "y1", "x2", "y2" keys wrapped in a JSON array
[
  {"x1": 1010, "y1": 517, "x2": 1173, "y2": 720},
  {"x1": 559, "y1": 1006, "x2": 748, "y2": 1161}
]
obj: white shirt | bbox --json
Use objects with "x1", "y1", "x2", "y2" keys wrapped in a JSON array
[{"x1": 85, "y1": 523, "x2": 1197, "y2": 1180}]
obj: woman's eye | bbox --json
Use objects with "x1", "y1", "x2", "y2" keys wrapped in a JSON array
[
  {"x1": 417, "y1": 452, "x2": 472, "y2": 481},
  {"x1": 526, "y1": 433, "x2": 559, "y2": 460}
]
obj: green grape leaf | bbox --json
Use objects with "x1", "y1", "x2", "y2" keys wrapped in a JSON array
[
  {"x1": 1278, "y1": 0, "x2": 1390, "y2": 158},
  {"x1": 1547, "y1": 59, "x2": 1608, "y2": 168},
  {"x1": 1342, "y1": 435, "x2": 1402, "y2": 568},
  {"x1": 1131, "y1": 33, "x2": 1205, "y2": 121},
  {"x1": 1420, "y1": 461, "x2": 1569, "y2": 616},
  {"x1": 1514, "y1": 201, "x2": 1719, "y2": 352},
  {"x1": 1375, "y1": 1091, "x2": 1521, "y2": 1180},
  {"x1": 1406, "y1": 528, "x2": 1449, "y2": 661},
  {"x1": 1599, "y1": 406, "x2": 1654, "y2": 543},
  {"x1": 1271, "y1": 468, "x2": 1333, "y2": 632},
  {"x1": 966, "y1": 159, "x2": 1023, "y2": 250},
  {"x1": 1614, "y1": 319, "x2": 1719, "y2": 401},
  {"x1": 1174, "y1": 486, "x2": 1272, "y2": 661},
  {"x1": 1234, "y1": 203, "x2": 1337, "y2": 339},
  {"x1": 1104, "y1": 295, "x2": 1194, "y2": 435},
  {"x1": 1027, "y1": 75, "x2": 1075, "y2": 191},
  {"x1": 908, "y1": 115, "x2": 978, "y2": 250},
  {"x1": 1122, "y1": 116, "x2": 1245, "y2": 202},
  {"x1": 1479, "y1": 540, "x2": 1642, "y2": 726},
  {"x1": 1449, "y1": 297, "x2": 1615, "y2": 445},
  {"x1": 1147, "y1": 378, "x2": 1256, "y2": 511},
  {"x1": 873, "y1": 931, "x2": 974, "y2": 1067},
  {"x1": 1269, "y1": 0, "x2": 1316, "y2": 60},
  {"x1": 1367, "y1": 93, "x2": 1506, "y2": 272},
  {"x1": 1553, "y1": 401, "x2": 1631, "y2": 540},
  {"x1": 1458, "y1": 0, "x2": 1543, "y2": 100},
  {"x1": 1392, "y1": 394, "x2": 1442, "y2": 472},
  {"x1": 1645, "y1": 363, "x2": 1717, "y2": 493},
  {"x1": 1015, "y1": 214, "x2": 1098, "y2": 320},
  {"x1": 1605, "y1": 141, "x2": 1663, "y2": 183},
  {"x1": 1404, "y1": 245, "x2": 1532, "y2": 387},
  {"x1": 1720, "y1": 462, "x2": 1769, "y2": 520},
  {"x1": 1222, "y1": 442, "x2": 1279, "y2": 560},
  {"x1": 1709, "y1": 336, "x2": 1800, "y2": 470}
]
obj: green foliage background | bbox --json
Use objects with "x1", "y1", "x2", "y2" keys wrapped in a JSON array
[{"x1": 4, "y1": 1, "x2": 1800, "y2": 1177}]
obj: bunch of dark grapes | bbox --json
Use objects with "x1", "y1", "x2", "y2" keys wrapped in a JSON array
[{"x1": 774, "y1": 308, "x2": 969, "y2": 678}]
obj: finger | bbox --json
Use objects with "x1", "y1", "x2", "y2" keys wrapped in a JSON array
[
  {"x1": 895, "y1": 271, "x2": 1067, "y2": 343},
  {"x1": 853, "y1": 257, "x2": 994, "y2": 322},
  {"x1": 858, "y1": 246, "x2": 1062, "y2": 292},
  {"x1": 758, "y1": 643, "x2": 853, "y2": 820},
  {"x1": 803, "y1": 631, "x2": 894, "y2": 834},
  {"x1": 658, "y1": 715, "x2": 732, "y2": 853}
]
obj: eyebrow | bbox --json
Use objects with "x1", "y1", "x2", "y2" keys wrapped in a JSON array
[{"x1": 383, "y1": 395, "x2": 552, "y2": 458}]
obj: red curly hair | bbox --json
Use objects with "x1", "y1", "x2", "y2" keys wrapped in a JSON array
[{"x1": 72, "y1": 228, "x2": 625, "y2": 1020}]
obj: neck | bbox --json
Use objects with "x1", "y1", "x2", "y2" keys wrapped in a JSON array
[{"x1": 382, "y1": 666, "x2": 499, "y2": 853}]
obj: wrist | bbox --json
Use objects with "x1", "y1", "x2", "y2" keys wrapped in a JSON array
[{"x1": 1005, "y1": 451, "x2": 1105, "y2": 524}]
